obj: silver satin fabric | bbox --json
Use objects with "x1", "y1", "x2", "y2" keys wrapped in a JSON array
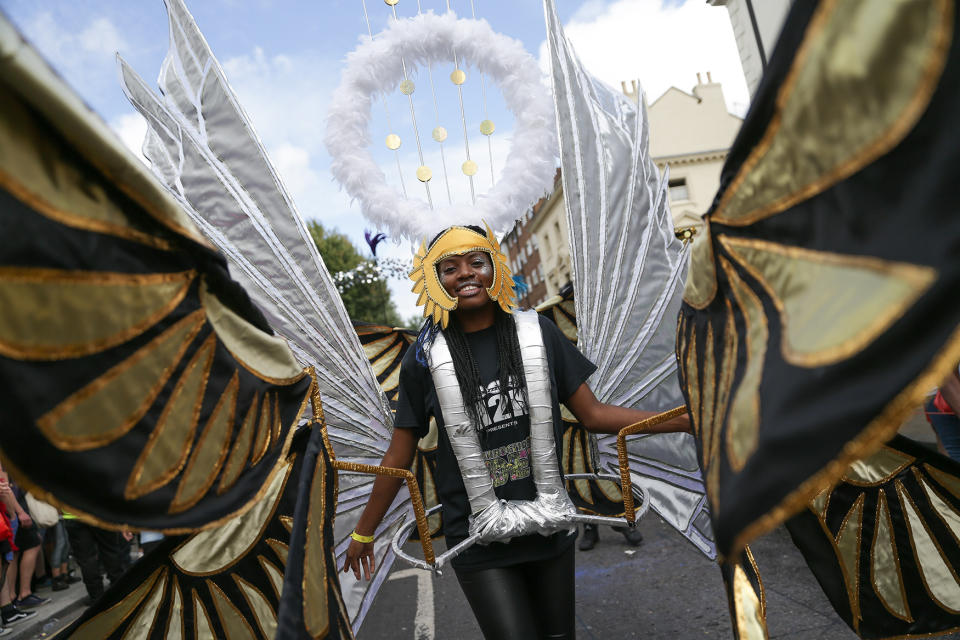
[
  {"x1": 543, "y1": 0, "x2": 715, "y2": 558},
  {"x1": 117, "y1": 0, "x2": 401, "y2": 629},
  {"x1": 430, "y1": 311, "x2": 576, "y2": 542}
]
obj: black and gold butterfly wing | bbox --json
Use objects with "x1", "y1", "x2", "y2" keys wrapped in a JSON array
[
  {"x1": 678, "y1": 0, "x2": 960, "y2": 560},
  {"x1": 61, "y1": 426, "x2": 353, "y2": 639},
  {"x1": 0, "y1": 17, "x2": 311, "y2": 532},
  {"x1": 785, "y1": 436, "x2": 960, "y2": 639}
]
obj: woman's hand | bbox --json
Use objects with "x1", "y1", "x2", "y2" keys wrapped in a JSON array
[{"x1": 342, "y1": 538, "x2": 376, "y2": 580}]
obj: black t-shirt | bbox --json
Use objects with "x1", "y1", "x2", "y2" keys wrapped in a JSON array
[{"x1": 395, "y1": 314, "x2": 596, "y2": 571}]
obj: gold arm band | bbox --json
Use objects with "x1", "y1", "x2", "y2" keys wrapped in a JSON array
[
  {"x1": 617, "y1": 406, "x2": 689, "y2": 525},
  {"x1": 350, "y1": 531, "x2": 374, "y2": 544},
  {"x1": 331, "y1": 459, "x2": 436, "y2": 566}
]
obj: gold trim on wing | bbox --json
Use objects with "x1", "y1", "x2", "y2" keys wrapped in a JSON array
[
  {"x1": 0, "y1": 268, "x2": 194, "y2": 360},
  {"x1": 842, "y1": 446, "x2": 915, "y2": 487},
  {"x1": 721, "y1": 259, "x2": 766, "y2": 472},
  {"x1": 208, "y1": 580, "x2": 258, "y2": 639},
  {"x1": 731, "y1": 560, "x2": 767, "y2": 640},
  {"x1": 711, "y1": 0, "x2": 953, "y2": 228},
  {"x1": 170, "y1": 458, "x2": 293, "y2": 577},
  {"x1": 233, "y1": 575, "x2": 278, "y2": 639},
  {"x1": 120, "y1": 569, "x2": 168, "y2": 638},
  {"x1": 835, "y1": 493, "x2": 865, "y2": 625},
  {"x1": 170, "y1": 372, "x2": 239, "y2": 514},
  {"x1": 218, "y1": 393, "x2": 260, "y2": 495},
  {"x1": 720, "y1": 236, "x2": 936, "y2": 369},
  {"x1": 36, "y1": 310, "x2": 206, "y2": 451},
  {"x1": 683, "y1": 218, "x2": 718, "y2": 309},
  {"x1": 871, "y1": 491, "x2": 912, "y2": 622},
  {"x1": 125, "y1": 334, "x2": 217, "y2": 501},
  {"x1": 69, "y1": 567, "x2": 163, "y2": 638},
  {"x1": 304, "y1": 443, "x2": 331, "y2": 639},
  {"x1": 200, "y1": 281, "x2": 306, "y2": 385}
]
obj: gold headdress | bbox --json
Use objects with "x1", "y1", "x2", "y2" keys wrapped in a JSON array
[{"x1": 409, "y1": 223, "x2": 517, "y2": 328}]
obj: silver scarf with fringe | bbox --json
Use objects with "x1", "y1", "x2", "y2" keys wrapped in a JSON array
[{"x1": 429, "y1": 310, "x2": 576, "y2": 543}]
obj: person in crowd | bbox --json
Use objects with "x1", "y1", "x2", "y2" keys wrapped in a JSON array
[
  {"x1": 926, "y1": 366, "x2": 960, "y2": 461},
  {"x1": 10, "y1": 487, "x2": 49, "y2": 609},
  {"x1": 62, "y1": 514, "x2": 131, "y2": 604},
  {"x1": 0, "y1": 464, "x2": 35, "y2": 628},
  {"x1": 577, "y1": 522, "x2": 643, "y2": 551}
]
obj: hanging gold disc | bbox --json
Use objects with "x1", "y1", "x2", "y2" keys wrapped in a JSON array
[
  {"x1": 432, "y1": 126, "x2": 448, "y2": 142},
  {"x1": 417, "y1": 166, "x2": 433, "y2": 182},
  {"x1": 400, "y1": 79, "x2": 415, "y2": 95},
  {"x1": 462, "y1": 160, "x2": 478, "y2": 176},
  {"x1": 385, "y1": 0, "x2": 399, "y2": 5},
  {"x1": 450, "y1": 69, "x2": 466, "y2": 85},
  {"x1": 386, "y1": 134, "x2": 401, "y2": 150},
  {"x1": 480, "y1": 120, "x2": 495, "y2": 136}
]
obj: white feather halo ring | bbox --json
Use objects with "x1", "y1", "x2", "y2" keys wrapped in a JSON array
[{"x1": 325, "y1": 12, "x2": 557, "y2": 244}]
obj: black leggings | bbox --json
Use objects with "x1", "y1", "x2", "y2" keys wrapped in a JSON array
[{"x1": 454, "y1": 544, "x2": 575, "y2": 640}]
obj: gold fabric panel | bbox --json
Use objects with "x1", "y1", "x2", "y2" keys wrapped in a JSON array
[
  {"x1": 722, "y1": 259, "x2": 766, "y2": 471},
  {"x1": 250, "y1": 393, "x2": 274, "y2": 467},
  {"x1": 871, "y1": 492, "x2": 912, "y2": 621},
  {"x1": 683, "y1": 219, "x2": 717, "y2": 309},
  {"x1": 258, "y1": 555, "x2": 285, "y2": 599},
  {"x1": 897, "y1": 480, "x2": 960, "y2": 612},
  {"x1": 380, "y1": 364, "x2": 402, "y2": 396},
  {"x1": 170, "y1": 373, "x2": 239, "y2": 513},
  {"x1": 918, "y1": 473, "x2": 960, "y2": 548},
  {"x1": 172, "y1": 461, "x2": 291, "y2": 575},
  {"x1": 280, "y1": 516, "x2": 294, "y2": 533},
  {"x1": 570, "y1": 431, "x2": 590, "y2": 501},
  {"x1": 37, "y1": 310, "x2": 205, "y2": 451},
  {"x1": 125, "y1": 335, "x2": 216, "y2": 500},
  {"x1": 371, "y1": 341, "x2": 403, "y2": 377},
  {"x1": 835, "y1": 494, "x2": 864, "y2": 623},
  {"x1": 200, "y1": 282, "x2": 304, "y2": 383},
  {"x1": 732, "y1": 563, "x2": 767, "y2": 640},
  {"x1": 193, "y1": 589, "x2": 215, "y2": 638},
  {"x1": 0, "y1": 269, "x2": 193, "y2": 360},
  {"x1": 304, "y1": 452, "x2": 330, "y2": 639},
  {"x1": 120, "y1": 571, "x2": 167, "y2": 640},
  {"x1": 267, "y1": 539, "x2": 290, "y2": 566},
  {"x1": 711, "y1": 0, "x2": 953, "y2": 227},
  {"x1": 700, "y1": 324, "x2": 717, "y2": 472},
  {"x1": 362, "y1": 334, "x2": 397, "y2": 360},
  {"x1": 925, "y1": 464, "x2": 960, "y2": 500},
  {"x1": 554, "y1": 307, "x2": 578, "y2": 342},
  {"x1": 0, "y1": 92, "x2": 170, "y2": 249},
  {"x1": 218, "y1": 394, "x2": 259, "y2": 494},
  {"x1": 684, "y1": 324, "x2": 701, "y2": 437},
  {"x1": 209, "y1": 581, "x2": 257, "y2": 640},
  {"x1": 721, "y1": 237, "x2": 936, "y2": 368},
  {"x1": 717, "y1": 301, "x2": 739, "y2": 472},
  {"x1": 234, "y1": 575, "x2": 278, "y2": 639},
  {"x1": 843, "y1": 446, "x2": 915, "y2": 486},
  {"x1": 810, "y1": 485, "x2": 831, "y2": 520},
  {"x1": 71, "y1": 567, "x2": 162, "y2": 639},
  {"x1": 165, "y1": 579, "x2": 184, "y2": 640}
]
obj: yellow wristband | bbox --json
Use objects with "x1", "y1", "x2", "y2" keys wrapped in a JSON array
[{"x1": 350, "y1": 531, "x2": 374, "y2": 544}]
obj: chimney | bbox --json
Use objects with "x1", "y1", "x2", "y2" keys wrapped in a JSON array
[
  {"x1": 696, "y1": 72, "x2": 702, "y2": 84},
  {"x1": 707, "y1": 71, "x2": 713, "y2": 83}
]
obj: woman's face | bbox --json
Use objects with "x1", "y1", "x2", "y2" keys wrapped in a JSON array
[{"x1": 437, "y1": 251, "x2": 495, "y2": 312}]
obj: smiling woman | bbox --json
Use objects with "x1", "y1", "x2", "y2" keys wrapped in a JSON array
[{"x1": 343, "y1": 223, "x2": 690, "y2": 639}]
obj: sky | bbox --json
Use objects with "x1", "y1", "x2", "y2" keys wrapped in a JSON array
[{"x1": 0, "y1": 0, "x2": 749, "y2": 322}]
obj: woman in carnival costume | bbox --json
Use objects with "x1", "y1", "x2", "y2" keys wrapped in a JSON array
[{"x1": 343, "y1": 224, "x2": 690, "y2": 639}]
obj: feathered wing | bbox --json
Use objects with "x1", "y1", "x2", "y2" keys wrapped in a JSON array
[
  {"x1": 543, "y1": 0, "x2": 714, "y2": 558},
  {"x1": 117, "y1": 0, "x2": 407, "y2": 628}
]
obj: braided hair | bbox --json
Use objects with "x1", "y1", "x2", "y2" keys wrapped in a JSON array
[{"x1": 413, "y1": 226, "x2": 528, "y2": 427}]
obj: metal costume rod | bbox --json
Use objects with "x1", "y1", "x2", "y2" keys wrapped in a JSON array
[{"x1": 618, "y1": 406, "x2": 688, "y2": 525}]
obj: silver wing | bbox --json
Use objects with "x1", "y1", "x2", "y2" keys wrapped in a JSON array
[
  {"x1": 117, "y1": 0, "x2": 409, "y2": 628},
  {"x1": 543, "y1": 0, "x2": 715, "y2": 558}
]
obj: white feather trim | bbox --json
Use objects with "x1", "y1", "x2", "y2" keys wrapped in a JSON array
[{"x1": 325, "y1": 12, "x2": 556, "y2": 243}]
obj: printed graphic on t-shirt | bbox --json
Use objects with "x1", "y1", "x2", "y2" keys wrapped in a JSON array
[{"x1": 476, "y1": 379, "x2": 531, "y2": 488}]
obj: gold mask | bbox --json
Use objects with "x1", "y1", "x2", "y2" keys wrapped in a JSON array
[{"x1": 409, "y1": 224, "x2": 517, "y2": 328}]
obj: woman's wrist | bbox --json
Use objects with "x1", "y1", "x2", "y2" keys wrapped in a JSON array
[{"x1": 350, "y1": 530, "x2": 375, "y2": 544}]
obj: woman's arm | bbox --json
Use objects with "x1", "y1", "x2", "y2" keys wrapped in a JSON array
[
  {"x1": 341, "y1": 426, "x2": 420, "y2": 580},
  {"x1": 564, "y1": 382, "x2": 691, "y2": 435}
]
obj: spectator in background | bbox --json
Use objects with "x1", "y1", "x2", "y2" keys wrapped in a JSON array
[
  {"x1": 0, "y1": 463, "x2": 35, "y2": 628},
  {"x1": 62, "y1": 514, "x2": 131, "y2": 604},
  {"x1": 11, "y1": 487, "x2": 50, "y2": 609},
  {"x1": 926, "y1": 367, "x2": 960, "y2": 461},
  {"x1": 48, "y1": 518, "x2": 77, "y2": 591}
]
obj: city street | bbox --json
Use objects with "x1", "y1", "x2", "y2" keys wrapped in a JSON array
[{"x1": 362, "y1": 516, "x2": 860, "y2": 640}]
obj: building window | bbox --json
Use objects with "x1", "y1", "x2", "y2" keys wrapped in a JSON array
[{"x1": 669, "y1": 178, "x2": 689, "y2": 201}]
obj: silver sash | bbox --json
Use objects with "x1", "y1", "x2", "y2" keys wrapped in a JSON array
[{"x1": 429, "y1": 310, "x2": 576, "y2": 542}]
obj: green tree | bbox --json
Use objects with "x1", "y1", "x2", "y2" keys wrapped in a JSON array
[{"x1": 308, "y1": 220, "x2": 402, "y2": 326}]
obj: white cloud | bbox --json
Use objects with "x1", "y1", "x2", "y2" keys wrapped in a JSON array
[
  {"x1": 109, "y1": 111, "x2": 148, "y2": 162},
  {"x1": 21, "y1": 12, "x2": 128, "y2": 94},
  {"x1": 539, "y1": 0, "x2": 750, "y2": 116},
  {"x1": 78, "y1": 17, "x2": 128, "y2": 56}
]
